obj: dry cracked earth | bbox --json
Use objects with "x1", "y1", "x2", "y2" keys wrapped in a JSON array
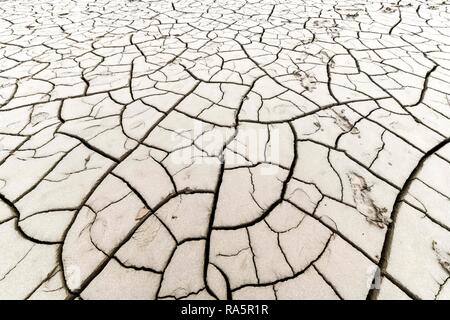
[{"x1": 1, "y1": 0, "x2": 450, "y2": 301}]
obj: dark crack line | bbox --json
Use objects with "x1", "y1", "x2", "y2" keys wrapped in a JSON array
[{"x1": 367, "y1": 137, "x2": 450, "y2": 300}]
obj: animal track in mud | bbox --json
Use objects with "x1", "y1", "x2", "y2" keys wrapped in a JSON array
[{"x1": 0, "y1": 0, "x2": 450, "y2": 300}]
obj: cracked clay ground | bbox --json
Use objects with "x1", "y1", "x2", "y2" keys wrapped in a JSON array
[{"x1": 1, "y1": 0, "x2": 450, "y2": 301}]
